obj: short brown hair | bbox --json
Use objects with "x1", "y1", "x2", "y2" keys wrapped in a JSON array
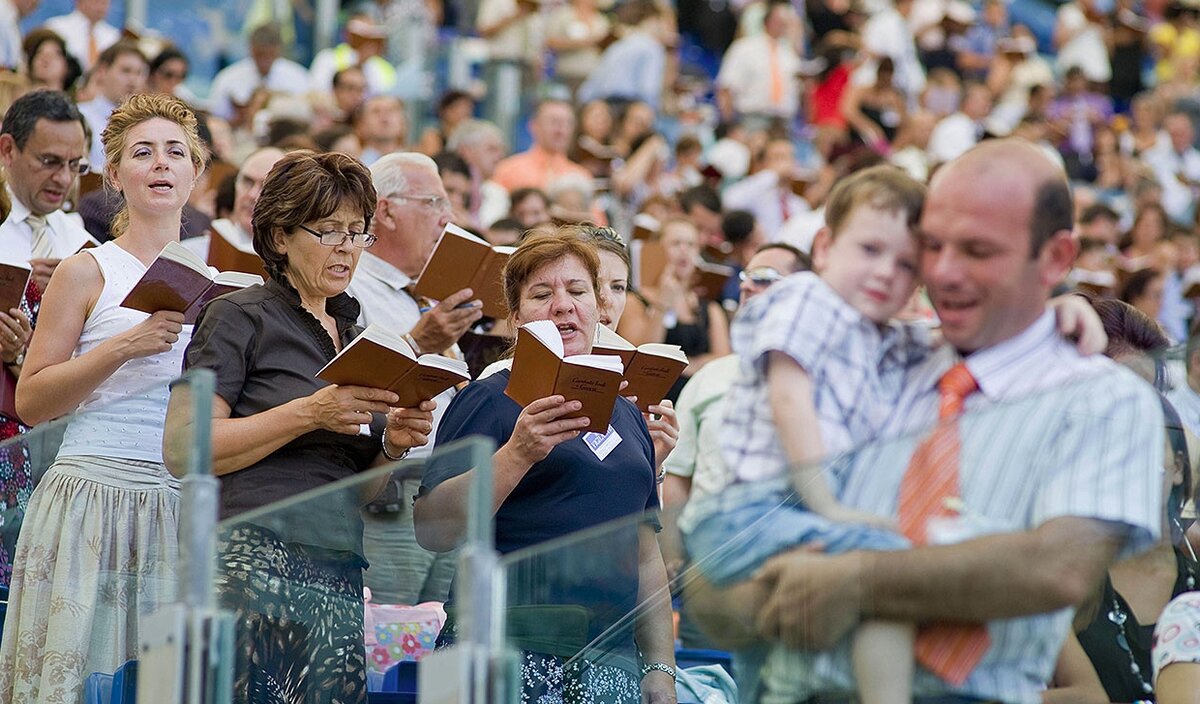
[
  {"x1": 102, "y1": 93, "x2": 207, "y2": 238},
  {"x1": 96, "y1": 40, "x2": 146, "y2": 69},
  {"x1": 502, "y1": 231, "x2": 601, "y2": 319},
  {"x1": 824, "y1": 164, "x2": 925, "y2": 239},
  {"x1": 252, "y1": 150, "x2": 377, "y2": 279}
]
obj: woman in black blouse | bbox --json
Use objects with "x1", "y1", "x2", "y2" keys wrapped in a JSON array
[{"x1": 164, "y1": 150, "x2": 435, "y2": 703}]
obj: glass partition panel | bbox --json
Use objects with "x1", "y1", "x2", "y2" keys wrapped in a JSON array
[
  {"x1": 495, "y1": 354, "x2": 1180, "y2": 703},
  {"x1": 0, "y1": 370, "x2": 209, "y2": 702},
  {"x1": 210, "y1": 436, "x2": 495, "y2": 700}
]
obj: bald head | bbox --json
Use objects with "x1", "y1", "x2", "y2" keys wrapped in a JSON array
[
  {"x1": 931, "y1": 139, "x2": 1072, "y2": 255},
  {"x1": 234, "y1": 147, "x2": 286, "y2": 235}
]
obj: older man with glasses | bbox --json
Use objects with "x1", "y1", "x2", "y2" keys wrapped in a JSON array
[
  {"x1": 0, "y1": 89, "x2": 97, "y2": 608},
  {"x1": 344, "y1": 152, "x2": 483, "y2": 606}
]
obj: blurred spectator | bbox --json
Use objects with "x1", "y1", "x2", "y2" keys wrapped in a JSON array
[
  {"x1": 22, "y1": 29, "x2": 82, "y2": 94},
  {"x1": 1144, "y1": 111, "x2": 1200, "y2": 225},
  {"x1": 839, "y1": 56, "x2": 906, "y2": 153},
  {"x1": 509, "y1": 186, "x2": 551, "y2": 229},
  {"x1": 207, "y1": 25, "x2": 310, "y2": 124},
  {"x1": 1054, "y1": 0, "x2": 1112, "y2": 84},
  {"x1": 716, "y1": 0, "x2": 801, "y2": 124},
  {"x1": 927, "y1": 80, "x2": 991, "y2": 163},
  {"x1": 658, "y1": 134, "x2": 705, "y2": 196},
  {"x1": 417, "y1": 90, "x2": 476, "y2": 156},
  {"x1": 545, "y1": 0, "x2": 610, "y2": 96},
  {"x1": 180, "y1": 147, "x2": 285, "y2": 261},
  {"x1": 1121, "y1": 92, "x2": 1164, "y2": 157},
  {"x1": 477, "y1": 0, "x2": 544, "y2": 79},
  {"x1": 309, "y1": 16, "x2": 396, "y2": 97},
  {"x1": 679, "y1": 184, "x2": 724, "y2": 254},
  {"x1": 1047, "y1": 66, "x2": 1113, "y2": 180},
  {"x1": 485, "y1": 216, "x2": 523, "y2": 245},
  {"x1": 1078, "y1": 202, "x2": 1122, "y2": 247},
  {"x1": 612, "y1": 100, "x2": 656, "y2": 158},
  {"x1": 1149, "y1": 0, "x2": 1200, "y2": 86},
  {"x1": 354, "y1": 95, "x2": 408, "y2": 166},
  {"x1": 578, "y1": 0, "x2": 666, "y2": 110},
  {"x1": 44, "y1": 0, "x2": 120, "y2": 71},
  {"x1": 806, "y1": 42, "x2": 856, "y2": 158},
  {"x1": 1119, "y1": 268, "x2": 1167, "y2": 334},
  {"x1": 920, "y1": 65, "x2": 961, "y2": 117},
  {"x1": 433, "y1": 150, "x2": 474, "y2": 225},
  {"x1": 448, "y1": 118, "x2": 510, "y2": 228},
  {"x1": 492, "y1": 99, "x2": 592, "y2": 192},
  {"x1": 78, "y1": 41, "x2": 147, "y2": 170},
  {"x1": 1109, "y1": 0, "x2": 1149, "y2": 110},
  {"x1": 988, "y1": 31, "x2": 1054, "y2": 135},
  {"x1": 856, "y1": 0, "x2": 925, "y2": 106},
  {"x1": 724, "y1": 137, "x2": 809, "y2": 240},
  {"x1": 889, "y1": 109, "x2": 937, "y2": 181},
  {"x1": 330, "y1": 66, "x2": 368, "y2": 123},
  {"x1": 571, "y1": 99, "x2": 617, "y2": 178},
  {"x1": 147, "y1": 46, "x2": 190, "y2": 99},
  {"x1": 0, "y1": 0, "x2": 38, "y2": 72},
  {"x1": 956, "y1": 0, "x2": 1009, "y2": 80}
]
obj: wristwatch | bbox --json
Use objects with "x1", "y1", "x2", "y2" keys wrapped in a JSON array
[{"x1": 640, "y1": 662, "x2": 676, "y2": 681}]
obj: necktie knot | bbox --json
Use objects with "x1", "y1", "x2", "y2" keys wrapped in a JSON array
[{"x1": 937, "y1": 362, "x2": 977, "y2": 420}]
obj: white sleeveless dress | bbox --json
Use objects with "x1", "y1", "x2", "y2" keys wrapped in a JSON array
[{"x1": 0, "y1": 242, "x2": 190, "y2": 704}]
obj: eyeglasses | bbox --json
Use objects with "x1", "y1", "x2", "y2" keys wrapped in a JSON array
[
  {"x1": 298, "y1": 224, "x2": 377, "y2": 248},
  {"x1": 389, "y1": 194, "x2": 452, "y2": 212},
  {"x1": 33, "y1": 153, "x2": 89, "y2": 175},
  {"x1": 739, "y1": 267, "x2": 786, "y2": 287},
  {"x1": 157, "y1": 69, "x2": 188, "y2": 81}
]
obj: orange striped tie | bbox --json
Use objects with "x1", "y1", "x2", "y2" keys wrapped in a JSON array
[
  {"x1": 768, "y1": 38, "x2": 784, "y2": 107},
  {"x1": 896, "y1": 362, "x2": 990, "y2": 685}
]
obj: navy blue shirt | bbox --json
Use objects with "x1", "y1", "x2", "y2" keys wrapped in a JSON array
[{"x1": 423, "y1": 369, "x2": 659, "y2": 653}]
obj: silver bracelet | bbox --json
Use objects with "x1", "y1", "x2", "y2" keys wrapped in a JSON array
[
  {"x1": 381, "y1": 433, "x2": 411, "y2": 462},
  {"x1": 640, "y1": 662, "x2": 676, "y2": 681}
]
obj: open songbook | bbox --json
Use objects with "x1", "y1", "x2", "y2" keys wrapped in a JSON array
[
  {"x1": 120, "y1": 241, "x2": 263, "y2": 324},
  {"x1": 505, "y1": 319, "x2": 624, "y2": 433},
  {"x1": 413, "y1": 223, "x2": 515, "y2": 318},
  {"x1": 207, "y1": 224, "x2": 267, "y2": 278},
  {"x1": 316, "y1": 324, "x2": 471, "y2": 408},
  {"x1": 592, "y1": 325, "x2": 688, "y2": 412}
]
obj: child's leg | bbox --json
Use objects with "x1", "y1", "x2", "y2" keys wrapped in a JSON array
[{"x1": 852, "y1": 620, "x2": 914, "y2": 704}]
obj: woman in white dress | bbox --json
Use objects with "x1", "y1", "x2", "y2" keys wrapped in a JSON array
[{"x1": 0, "y1": 93, "x2": 206, "y2": 704}]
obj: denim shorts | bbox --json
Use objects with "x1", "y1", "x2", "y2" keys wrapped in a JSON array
[{"x1": 684, "y1": 484, "x2": 910, "y2": 586}]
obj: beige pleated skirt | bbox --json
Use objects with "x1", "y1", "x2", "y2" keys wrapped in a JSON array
[{"x1": 0, "y1": 455, "x2": 180, "y2": 704}]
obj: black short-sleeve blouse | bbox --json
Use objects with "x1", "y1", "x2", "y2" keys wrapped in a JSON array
[{"x1": 184, "y1": 277, "x2": 385, "y2": 557}]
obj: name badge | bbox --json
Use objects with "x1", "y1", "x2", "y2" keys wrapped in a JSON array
[{"x1": 583, "y1": 426, "x2": 622, "y2": 461}]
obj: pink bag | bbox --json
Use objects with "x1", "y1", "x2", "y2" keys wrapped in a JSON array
[{"x1": 364, "y1": 590, "x2": 447, "y2": 674}]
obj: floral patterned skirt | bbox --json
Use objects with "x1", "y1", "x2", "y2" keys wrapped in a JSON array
[
  {"x1": 0, "y1": 454, "x2": 180, "y2": 704},
  {"x1": 216, "y1": 524, "x2": 368, "y2": 704},
  {"x1": 0, "y1": 416, "x2": 33, "y2": 588}
]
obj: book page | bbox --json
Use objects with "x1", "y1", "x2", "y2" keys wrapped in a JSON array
[
  {"x1": 635, "y1": 343, "x2": 688, "y2": 364},
  {"x1": 158, "y1": 241, "x2": 212, "y2": 277}
]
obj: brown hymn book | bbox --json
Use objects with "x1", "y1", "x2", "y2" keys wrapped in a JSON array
[
  {"x1": 693, "y1": 261, "x2": 735, "y2": 302},
  {"x1": 505, "y1": 320, "x2": 624, "y2": 434},
  {"x1": 631, "y1": 213, "x2": 660, "y2": 241},
  {"x1": 593, "y1": 325, "x2": 688, "y2": 412},
  {"x1": 632, "y1": 239, "x2": 668, "y2": 291},
  {"x1": 413, "y1": 223, "x2": 515, "y2": 319},
  {"x1": 0, "y1": 263, "x2": 31, "y2": 313},
  {"x1": 207, "y1": 227, "x2": 267, "y2": 278},
  {"x1": 120, "y1": 241, "x2": 263, "y2": 324},
  {"x1": 1183, "y1": 268, "x2": 1200, "y2": 299},
  {"x1": 316, "y1": 324, "x2": 471, "y2": 408}
]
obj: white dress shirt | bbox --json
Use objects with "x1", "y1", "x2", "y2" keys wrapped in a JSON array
[
  {"x1": 180, "y1": 218, "x2": 253, "y2": 262},
  {"x1": 722, "y1": 170, "x2": 810, "y2": 240},
  {"x1": 716, "y1": 34, "x2": 801, "y2": 118},
  {"x1": 44, "y1": 10, "x2": 121, "y2": 71},
  {"x1": 344, "y1": 252, "x2": 460, "y2": 459},
  {"x1": 1141, "y1": 140, "x2": 1200, "y2": 224},
  {"x1": 0, "y1": 187, "x2": 95, "y2": 268},
  {"x1": 77, "y1": 96, "x2": 116, "y2": 170},
  {"x1": 207, "y1": 57, "x2": 312, "y2": 121},
  {"x1": 0, "y1": 0, "x2": 22, "y2": 71}
]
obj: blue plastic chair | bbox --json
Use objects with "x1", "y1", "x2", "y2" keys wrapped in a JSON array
[
  {"x1": 382, "y1": 660, "x2": 418, "y2": 694},
  {"x1": 82, "y1": 672, "x2": 113, "y2": 704},
  {"x1": 111, "y1": 660, "x2": 137, "y2": 704}
]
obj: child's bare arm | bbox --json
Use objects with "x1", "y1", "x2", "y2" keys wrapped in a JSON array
[{"x1": 768, "y1": 351, "x2": 894, "y2": 528}]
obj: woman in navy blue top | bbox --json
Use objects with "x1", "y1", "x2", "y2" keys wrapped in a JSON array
[{"x1": 415, "y1": 233, "x2": 677, "y2": 703}]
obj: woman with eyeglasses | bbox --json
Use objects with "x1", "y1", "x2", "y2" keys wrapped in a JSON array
[
  {"x1": 162, "y1": 150, "x2": 435, "y2": 702},
  {"x1": 2, "y1": 94, "x2": 204, "y2": 703}
]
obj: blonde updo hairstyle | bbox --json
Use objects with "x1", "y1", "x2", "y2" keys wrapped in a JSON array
[{"x1": 101, "y1": 93, "x2": 207, "y2": 238}]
